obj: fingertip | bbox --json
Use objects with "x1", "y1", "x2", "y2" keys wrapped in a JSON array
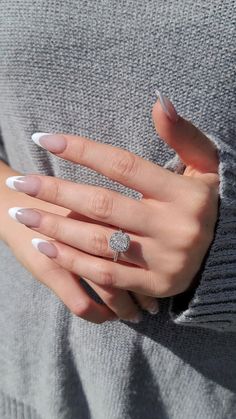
[
  {"x1": 153, "y1": 90, "x2": 179, "y2": 123},
  {"x1": 152, "y1": 99, "x2": 180, "y2": 146}
]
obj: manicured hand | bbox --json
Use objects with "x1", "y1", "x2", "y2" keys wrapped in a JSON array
[{"x1": 6, "y1": 92, "x2": 219, "y2": 319}]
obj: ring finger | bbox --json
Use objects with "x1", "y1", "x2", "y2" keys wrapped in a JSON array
[
  {"x1": 8, "y1": 207, "x2": 148, "y2": 267},
  {"x1": 29, "y1": 238, "x2": 159, "y2": 296}
]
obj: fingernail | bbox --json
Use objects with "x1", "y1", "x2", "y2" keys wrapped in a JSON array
[
  {"x1": 31, "y1": 133, "x2": 67, "y2": 153},
  {"x1": 146, "y1": 300, "x2": 159, "y2": 315},
  {"x1": 5, "y1": 175, "x2": 41, "y2": 196},
  {"x1": 32, "y1": 238, "x2": 57, "y2": 258},
  {"x1": 8, "y1": 207, "x2": 41, "y2": 227},
  {"x1": 155, "y1": 89, "x2": 179, "y2": 123},
  {"x1": 127, "y1": 312, "x2": 143, "y2": 324}
]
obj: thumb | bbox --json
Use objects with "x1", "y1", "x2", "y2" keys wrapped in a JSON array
[{"x1": 152, "y1": 91, "x2": 219, "y2": 174}]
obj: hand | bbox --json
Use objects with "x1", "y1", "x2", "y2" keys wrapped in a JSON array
[
  {"x1": 6, "y1": 93, "x2": 219, "y2": 315},
  {"x1": 0, "y1": 166, "x2": 121, "y2": 323},
  {"x1": 5, "y1": 194, "x2": 158, "y2": 324},
  {"x1": 3, "y1": 184, "x2": 157, "y2": 324}
]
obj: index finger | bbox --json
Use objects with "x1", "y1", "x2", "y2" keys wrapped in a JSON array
[{"x1": 32, "y1": 132, "x2": 181, "y2": 201}]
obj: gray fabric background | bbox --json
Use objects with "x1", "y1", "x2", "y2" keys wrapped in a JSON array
[{"x1": 0, "y1": 1, "x2": 235, "y2": 418}]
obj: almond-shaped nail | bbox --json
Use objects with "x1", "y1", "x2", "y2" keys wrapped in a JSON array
[
  {"x1": 32, "y1": 238, "x2": 58, "y2": 258},
  {"x1": 5, "y1": 175, "x2": 41, "y2": 195},
  {"x1": 8, "y1": 207, "x2": 41, "y2": 227},
  {"x1": 155, "y1": 89, "x2": 179, "y2": 123},
  {"x1": 31, "y1": 133, "x2": 67, "y2": 153},
  {"x1": 146, "y1": 300, "x2": 159, "y2": 315}
]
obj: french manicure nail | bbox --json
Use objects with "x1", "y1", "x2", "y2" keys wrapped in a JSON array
[
  {"x1": 5, "y1": 175, "x2": 41, "y2": 196},
  {"x1": 31, "y1": 132, "x2": 67, "y2": 153},
  {"x1": 146, "y1": 300, "x2": 159, "y2": 315},
  {"x1": 127, "y1": 312, "x2": 143, "y2": 324},
  {"x1": 155, "y1": 89, "x2": 179, "y2": 123},
  {"x1": 32, "y1": 238, "x2": 58, "y2": 258},
  {"x1": 8, "y1": 207, "x2": 41, "y2": 227}
]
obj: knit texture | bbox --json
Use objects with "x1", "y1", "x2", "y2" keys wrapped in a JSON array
[{"x1": 0, "y1": 1, "x2": 235, "y2": 418}]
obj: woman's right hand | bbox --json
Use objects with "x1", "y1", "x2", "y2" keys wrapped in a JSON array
[{"x1": 0, "y1": 161, "x2": 156, "y2": 323}]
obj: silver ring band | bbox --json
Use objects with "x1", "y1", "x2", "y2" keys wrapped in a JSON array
[{"x1": 109, "y1": 229, "x2": 131, "y2": 262}]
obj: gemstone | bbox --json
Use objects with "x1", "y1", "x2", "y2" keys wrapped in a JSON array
[{"x1": 109, "y1": 231, "x2": 130, "y2": 252}]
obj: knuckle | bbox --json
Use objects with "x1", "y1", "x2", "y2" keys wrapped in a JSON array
[
  {"x1": 191, "y1": 182, "x2": 213, "y2": 216},
  {"x1": 110, "y1": 150, "x2": 138, "y2": 181},
  {"x1": 96, "y1": 262, "x2": 114, "y2": 287},
  {"x1": 198, "y1": 185, "x2": 211, "y2": 207},
  {"x1": 157, "y1": 271, "x2": 180, "y2": 297},
  {"x1": 73, "y1": 137, "x2": 89, "y2": 162},
  {"x1": 185, "y1": 221, "x2": 203, "y2": 247},
  {"x1": 89, "y1": 190, "x2": 113, "y2": 219},
  {"x1": 159, "y1": 282, "x2": 178, "y2": 298},
  {"x1": 70, "y1": 299, "x2": 92, "y2": 318},
  {"x1": 50, "y1": 178, "x2": 62, "y2": 203},
  {"x1": 174, "y1": 252, "x2": 189, "y2": 274},
  {"x1": 155, "y1": 261, "x2": 184, "y2": 298},
  {"x1": 66, "y1": 253, "x2": 78, "y2": 274},
  {"x1": 43, "y1": 215, "x2": 61, "y2": 238},
  {"x1": 90, "y1": 231, "x2": 109, "y2": 256},
  {"x1": 165, "y1": 270, "x2": 190, "y2": 296}
]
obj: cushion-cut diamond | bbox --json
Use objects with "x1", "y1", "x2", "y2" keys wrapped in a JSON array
[{"x1": 109, "y1": 231, "x2": 130, "y2": 252}]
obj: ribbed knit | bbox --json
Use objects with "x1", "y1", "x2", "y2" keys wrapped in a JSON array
[{"x1": 0, "y1": 1, "x2": 235, "y2": 418}]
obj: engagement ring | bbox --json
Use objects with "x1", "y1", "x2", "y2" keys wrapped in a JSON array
[{"x1": 109, "y1": 229, "x2": 131, "y2": 262}]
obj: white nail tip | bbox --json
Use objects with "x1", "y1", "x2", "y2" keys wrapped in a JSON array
[
  {"x1": 8, "y1": 207, "x2": 24, "y2": 220},
  {"x1": 32, "y1": 238, "x2": 48, "y2": 250},
  {"x1": 31, "y1": 132, "x2": 50, "y2": 146},
  {"x1": 155, "y1": 89, "x2": 164, "y2": 101},
  {"x1": 5, "y1": 176, "x2": 24, "y2": 190},
  {"x1": 155, "y1": 89, "x2": 171, "y2": 118}
]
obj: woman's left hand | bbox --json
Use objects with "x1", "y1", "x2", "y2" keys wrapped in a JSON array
[{"x1": 6, "y1": 95, "x2": 219, "y2": 310}]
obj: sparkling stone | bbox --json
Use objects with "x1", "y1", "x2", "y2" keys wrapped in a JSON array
[{"x1": 109, "y1": 231, "x2": 130, "y2": 252}]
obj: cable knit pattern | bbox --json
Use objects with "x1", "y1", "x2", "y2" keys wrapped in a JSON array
[{"x1": 0, "y1": 1, "x2": 235, "y2": 418}]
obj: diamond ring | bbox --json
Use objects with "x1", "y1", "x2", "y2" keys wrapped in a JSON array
[{"x1": 109, "y1": 229, "x2": 131, "y2": 262}]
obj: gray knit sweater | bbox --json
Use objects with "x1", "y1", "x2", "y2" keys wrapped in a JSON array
[{"x1": 0, "y1": 1, "x2": 235, "y2": 418}]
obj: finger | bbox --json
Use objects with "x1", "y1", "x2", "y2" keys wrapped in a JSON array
[
  {"x1": 35, "y1": 261, "x2": 116, "y2": 324},
  {"x1": 6, "y1": 175, "x2": 153, "y2": 235},
  {"x1": 31, "y1": 132, "x2": 181, "y2": 201},
  {"x1": 152, "y1": 93, "x2": 219, "y2": 174},
  {"x1": 132, "y1": 293, "x2": 159, "y2": 315},
  {"x1": 82, "y1": 278, "x2": 143, "y2": 323},
  {"x1": 31, "y1": 238, "x2": 143, "y2": 322},
  {"x1": 9, "y1": 207, "x2": 148, "y2": 267},
  {"x1": 31, "y1": 238, "x2": 163, "y2": 297}
]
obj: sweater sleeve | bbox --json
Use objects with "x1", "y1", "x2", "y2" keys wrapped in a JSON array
[{"x1": 163, "y1": 131, "x2": 236, "y2": 333}]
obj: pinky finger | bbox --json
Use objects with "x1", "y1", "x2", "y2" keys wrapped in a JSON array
[{"x1": 35, "y1": 257, "x2": 116, "y2": 324}]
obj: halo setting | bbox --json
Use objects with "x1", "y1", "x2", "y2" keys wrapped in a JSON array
[{"x1": 109, "y1": 230, "x2": 130, "y2": 261}]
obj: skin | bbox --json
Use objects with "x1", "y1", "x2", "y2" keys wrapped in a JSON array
[{"x1": 2, "y1": 99, "x2": 219, "y2": 323}]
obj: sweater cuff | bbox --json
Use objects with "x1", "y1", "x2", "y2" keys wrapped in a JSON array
[{"x1": 164, "y1": 133, "x2": 236, "y2": 332}]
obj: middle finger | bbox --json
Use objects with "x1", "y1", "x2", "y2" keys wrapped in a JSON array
[{"x1": 6, "y1": 175, "x2": 152, "y2": 236}]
